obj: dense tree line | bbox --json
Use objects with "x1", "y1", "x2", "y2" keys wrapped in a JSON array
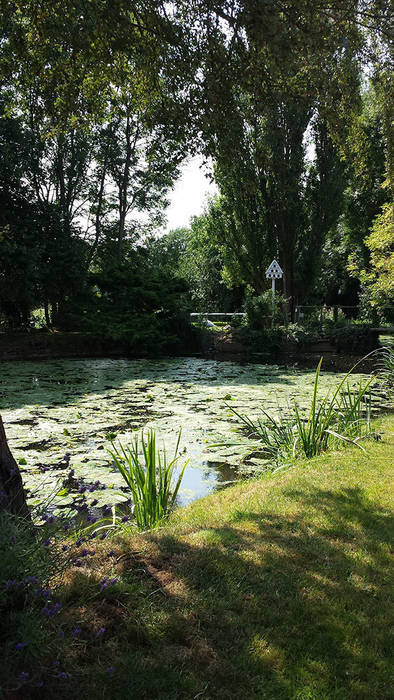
[{"x1": 0, "y1": 0, "x2": 392, "y2": 341}]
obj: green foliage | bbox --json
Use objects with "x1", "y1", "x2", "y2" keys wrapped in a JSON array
[
  {"x1": 379, "y1": 345, "x2": 394, "y2": 398},
  {"x1": 0, "y1": 514, "x2": 67, "y2": 694},
  {"x1": 235, "y1": 322, "x2": 318, "y2": 359},
  {"x1": 228, "y1": 358, "x2": 374, "y2": 464},
  {"x1": 355, "y1": 203, "x2": 394, "y2": 322},
  {"x1": 327, "y1": 324, "x2": 379, "y2": 354},
  {"x1": 244, "y1": 291, "x2": 287, "y2": 330},
  {"x1": 109, "y1": 430, "x2": 188, "y2": 530}
]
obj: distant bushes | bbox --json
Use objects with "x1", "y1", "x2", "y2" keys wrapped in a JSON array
[
  {"x1": 57, "y1": 257, "x2": 197, "y2": 357},
  {"x1": 327, "y1": 324, "x2": 380, "y2": 354},
  {"x1": 236, "y1": 292, "x2": 380, "y2": 358}
]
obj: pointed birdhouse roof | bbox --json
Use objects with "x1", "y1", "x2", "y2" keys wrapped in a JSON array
[{"x1": 265, "y1": 259, "x2": 283, "y2": 279}]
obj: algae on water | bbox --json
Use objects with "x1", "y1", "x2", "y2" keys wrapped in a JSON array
[{"x1": 0, "y1": 357, "x2": 373, "y2": 513}]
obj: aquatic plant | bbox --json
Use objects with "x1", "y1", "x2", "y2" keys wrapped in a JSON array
[
  {"x1": 109, "y1": 430, "x2": 188, "y2": 530},
  {"x1": 292, "y1": 359, "x2": 373, "y2": 457},
  {"x1": 378, "y1": 345, "x2": 394, "y2": 397},
  {"x1": 220, "y1": 358, "x2": 375, "y2": 463}
]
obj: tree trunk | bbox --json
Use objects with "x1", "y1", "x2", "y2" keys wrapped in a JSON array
[
  {"x1": 0, "y1": 416, "x2": 31, "y2": 520},
  {"x1": 44, "y1": 300, "x2": 51, "y2": 328},
  {"x1": 282, "y1": 254, "x2": 296, "y2": 323}
]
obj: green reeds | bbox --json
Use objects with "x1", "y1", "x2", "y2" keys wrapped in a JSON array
[
  {"x1": 109, "y1": 430, "x2": 188, "y2": 530},
  {"x1": 221, "y1": 358, "x2": 374, "y2": 465}
]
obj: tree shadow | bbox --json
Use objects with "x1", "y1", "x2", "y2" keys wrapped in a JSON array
[
  {"x1": 121, "y1": 486, "x2": 393, "y2": 698},
  {"x1": 0, "y1": 356, "x2": 308, "y2": 412}
]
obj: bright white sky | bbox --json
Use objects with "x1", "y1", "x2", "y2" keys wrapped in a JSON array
[{"x1": 164, "y1": 156, "x2": 218, "y2": 232}]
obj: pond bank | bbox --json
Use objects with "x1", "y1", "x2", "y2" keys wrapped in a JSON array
[{"x1": 0, "y1": 330, "x2": 382, "y2": 373}]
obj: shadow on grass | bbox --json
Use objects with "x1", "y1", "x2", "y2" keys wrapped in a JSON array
[
  {"x1": 3, "y1": 488, "x2": 392, "y2": 699},
  {"x1": 124, "y1": 486, "x2": 393, "y2": 699}
]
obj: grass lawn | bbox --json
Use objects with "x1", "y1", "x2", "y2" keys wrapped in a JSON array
[{"x1": 2, "y1": 415, "x2": 393, "y2": 699}]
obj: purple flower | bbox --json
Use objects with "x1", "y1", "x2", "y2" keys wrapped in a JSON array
[
  {"x1": 100, "y1": 578, "x2": 107, "y2": 591},
  {"x1": 58, "y1": 629, "x2": 65, "y2": 638},
  {"x1": 106, "y1": 666, "x2": 115, "y2": 676},
  {"x1": 42, "y1": 589, "x2": 51, "y2": 599},
  {"x1": 6, "y1": 579, "x2": 20, "y2": 589},
  {"x1": 87, "y1": 515, "x2": 97, "y2": 523},
  {"x1": 97, "y1": 627, "x2": 105, "y2": 636},
  {"x1": 15, "y1": 641, "x2": 29, "y2": 651},
  {"x1": 41, "y1": 602, "x2": 62, "y2": 617},
  {"x1": 74, "y1": 560, "x2": 82, "y2": 567},
  {"x1": 78, "y1": 485, "x2": 87, "y2": 494},
  {"x1": 88, "y1": 485, "x2": 96, "y2": 492},
  {"x1": 62, "y1": 545, "x2": 68, "y2": 552},
  {"x1": 43, "y1": 538, "x2": 51, "y2": 547},
  {"x1": 89, "y1": 532, "x2": 97, "y2": 539},
  {"x1": 73, "y1": 627, "x2": 82, "y2": 638},
  {"x1": 80, "y1": 548, "x2": 89, "y2": 557},
  {"x1": 109, "y1": 578, "x2": 118, "y2": 587},
  {"x1": 107, "y1": 550, "x2": 115, "y2": 557},
  {"x1": 57, "y1": 672, "x2": 68, "y2": 680},
  {"x1": 91, "y1": 499, "x2": 98, "y2": 506},
  {"x1": 63, "y1": 522, "x2": 71, "y2": 531},
  {"x1": 100, "y1": 532, "x2": 108, "y2": 541},
  {"x1": 23, "y1": 576, "x2": 39, "y2": 586},
  {"x1": 18, "y1": 671, "x2": 29, "y2": 682}
]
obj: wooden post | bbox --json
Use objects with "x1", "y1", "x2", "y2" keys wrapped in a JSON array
[{"x1": 0, "y1": 416, "x2": 31, "y2": 520}]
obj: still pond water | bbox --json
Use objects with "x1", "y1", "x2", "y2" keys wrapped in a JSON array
[{"x1": 1, "y1": 357, "x2": 370, "y2": 514}]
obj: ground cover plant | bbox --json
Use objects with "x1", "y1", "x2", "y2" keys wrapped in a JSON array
[{"x1": 0, "y1": 414, "x2": 392, "y2": 699}]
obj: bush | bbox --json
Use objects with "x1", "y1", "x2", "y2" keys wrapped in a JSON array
[
  {"x1": 327, "y1": 323, "x2": 379, "y2": 354},
  {"x1": 244, "y1": 291, "x2": 287, "y2": 330},
  {"x1": 235, "y1": 323, "x2": 318, "y2": 358}
]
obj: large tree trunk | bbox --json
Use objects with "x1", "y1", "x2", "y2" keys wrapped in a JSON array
[
  {"x1": 0, "y1": 416, "x2": 31, "y2": 520},
  {"x1": 281, "y1": 252, "x2": 296, "y2": 323}
]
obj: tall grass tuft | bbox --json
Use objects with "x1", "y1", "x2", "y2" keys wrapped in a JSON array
[
  {"x1": 379, "y1": 345, "x2": 394, "y2": 398},
  {"x1": 109, "y1": 430, "x2": 188, "y2": 530},
  {"x1": 222, "y1": 358, "x2": 375, "y2": 465}
]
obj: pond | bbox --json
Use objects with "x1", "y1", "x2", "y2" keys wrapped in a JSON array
[{"x1": 1, "y1": 357, "x2": 371, "y2": 515}]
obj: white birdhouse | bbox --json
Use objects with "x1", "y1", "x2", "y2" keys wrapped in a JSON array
[{"x1": 265, "y1": 259, "x2": 283, "y2": 279}]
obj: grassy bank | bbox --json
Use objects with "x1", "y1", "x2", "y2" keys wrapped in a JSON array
[{"x1": 2, "y1": 415, "x2": 393, "y2": 699}]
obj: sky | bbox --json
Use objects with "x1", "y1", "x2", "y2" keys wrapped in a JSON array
[{"x1": 164, "y1": 156, "x2": 218, "y2": 232}]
